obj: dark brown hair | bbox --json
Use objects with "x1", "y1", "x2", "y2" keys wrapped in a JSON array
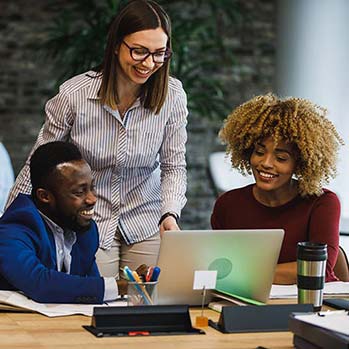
[{"x1": 97, "y1": 0, "x2": 171, "y2": 114}]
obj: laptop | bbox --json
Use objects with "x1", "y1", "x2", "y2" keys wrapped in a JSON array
[{"x1": 156, "y1": 229, "x2": 284, "y2": 305}]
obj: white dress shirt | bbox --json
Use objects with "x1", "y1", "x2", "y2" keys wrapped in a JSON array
[{"x1": 40, "y1": 212, "x2": 118, "y2": 301}]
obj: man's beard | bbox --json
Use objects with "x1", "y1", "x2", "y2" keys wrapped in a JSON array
[{"x1": 62, "y1": 214, "x2": 91, "y2": 234}]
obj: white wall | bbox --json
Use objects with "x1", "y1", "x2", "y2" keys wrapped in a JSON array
[{"x1": 276, "y1": 0, "x2": 349, "y2": 232}]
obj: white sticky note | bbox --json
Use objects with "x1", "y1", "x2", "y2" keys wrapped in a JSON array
[{"x1": 193, "y1": 270, "x2": 217, "y2": 290}]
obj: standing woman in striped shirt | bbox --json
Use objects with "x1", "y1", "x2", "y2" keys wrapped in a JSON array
[{"x1": 7, "y1": 0, "x2": 188, "y2": 278}]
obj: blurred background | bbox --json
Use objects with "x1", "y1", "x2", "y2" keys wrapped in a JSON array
[{"x1": 0, "y1": 0, "x2": 348, "y2": 245}]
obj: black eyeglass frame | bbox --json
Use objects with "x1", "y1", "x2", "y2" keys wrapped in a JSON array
[{"x1": 122, "y1": 41, "x2": 172, "y2": 63}]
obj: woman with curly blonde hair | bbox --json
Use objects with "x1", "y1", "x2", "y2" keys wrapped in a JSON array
[{"x1": 211, "y1": 93, "x2": 344, "y2": 284}]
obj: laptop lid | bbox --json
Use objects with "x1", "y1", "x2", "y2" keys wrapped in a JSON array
[{"x1": 157, "y1": 229, "x2": 284, "y2": 305}]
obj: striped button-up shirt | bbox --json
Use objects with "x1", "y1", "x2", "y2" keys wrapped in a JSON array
[{"x1": 8, "y1": 71, "x2": 188, "y2": 249}]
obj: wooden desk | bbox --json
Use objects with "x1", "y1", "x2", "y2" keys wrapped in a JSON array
[{"x1": 0, "y1": 308, "x2": 294, "y2": 349}]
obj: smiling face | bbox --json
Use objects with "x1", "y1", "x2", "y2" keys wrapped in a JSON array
[
  {"x1": 116, "y1": 27, "x2": 168, "y2": 86},
  {"x1": 250, "y1": 136, "x2": 297, "y2": 201},
  {"x1": 44, "y1": 160, "x2": 97, "y2": 233}
]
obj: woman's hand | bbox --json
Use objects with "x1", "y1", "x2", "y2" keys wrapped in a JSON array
[{"x1": 159, "y1": 215, "x2": 179, "y2": 238}]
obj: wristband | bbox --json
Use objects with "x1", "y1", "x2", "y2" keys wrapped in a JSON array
[{"x1": 158, "y1": 212, "x2": 179, "y2": 226}]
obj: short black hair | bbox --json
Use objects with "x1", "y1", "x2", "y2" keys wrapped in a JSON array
[{"x1": 30, "y1": 141, "x2": 83, "y2": 192}]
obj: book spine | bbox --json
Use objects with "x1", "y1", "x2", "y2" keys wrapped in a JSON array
[{"x1": 293, "y1": 334, "x2": 321, "y2": 349}]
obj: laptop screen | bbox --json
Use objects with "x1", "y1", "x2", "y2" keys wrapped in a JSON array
[{"x1": 156, "y1": 229, "x2": 284, "y2": 305}]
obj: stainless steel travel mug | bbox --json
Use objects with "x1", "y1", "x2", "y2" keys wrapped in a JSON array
[{"x1": 297, "y1": 242, "x2": 327, "y2": 311}]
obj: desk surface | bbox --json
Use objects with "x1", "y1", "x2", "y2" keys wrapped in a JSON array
[{"x1": 0, "y1": 308, "x2": 294, "y2": 349}]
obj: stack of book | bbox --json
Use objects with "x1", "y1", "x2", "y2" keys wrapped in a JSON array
[
  {"x1": 208, "y1": 289, "x2": 264, "y2": 313},
  {"x1": 289, "y1": 311, "x2": 349, "y2": 349}
]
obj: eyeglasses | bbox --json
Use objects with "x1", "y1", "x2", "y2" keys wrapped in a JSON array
[{"x1": 122, "y1": 41, "x2": 172, "y2": 63}]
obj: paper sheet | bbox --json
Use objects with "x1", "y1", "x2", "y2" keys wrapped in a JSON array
[
  {"x1": 0, "y1": 291, "x2": 127, "y2": 317},
  {"x1": 270, "y1": 281, "x2": 349, "y2": 299},
  {"x1": 295, "y1": 310, "x2": 349, "y2": 336},
  {"x1": 193, "y1": 270, "x2": 217, "y2": 290}
]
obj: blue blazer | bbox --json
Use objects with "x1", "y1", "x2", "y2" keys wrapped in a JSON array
[{"x1": 0, "y1": 194, "x2": 104, "y2": 303}]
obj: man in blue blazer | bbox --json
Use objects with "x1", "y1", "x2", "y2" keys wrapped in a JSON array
[{"x1": 0, "y1": 141, "x2": 128, "y2": 303}]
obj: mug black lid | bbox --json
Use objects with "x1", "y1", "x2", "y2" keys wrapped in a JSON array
[{"x1": 297, "y1": 242, "x2": 327, "y2": 261}]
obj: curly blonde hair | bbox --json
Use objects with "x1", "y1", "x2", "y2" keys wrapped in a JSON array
[{"x1": 219, "y1": 93, "x2": 344, "y2": 196}]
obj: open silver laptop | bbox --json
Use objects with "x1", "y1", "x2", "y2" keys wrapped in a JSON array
[{"x1": 156, "y1": 229, "x2": 284, "y2": 305}]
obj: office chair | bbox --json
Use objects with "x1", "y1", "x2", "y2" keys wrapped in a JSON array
[
  {"x1": 0, "y1": 142, "x2": 14, "y2": 216},
  {"x1": 208, "y1": 152, "x2": 253, "y2": 196},
  {"x1": 334, "y1": 246, "x2": 349, "y2": 282}
]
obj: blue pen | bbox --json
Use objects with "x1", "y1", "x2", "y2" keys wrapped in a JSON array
[
  {"x1": 123, "y1": 266, "x2": 131, "y2": 280},
  {"x1": 151, "y1": 266, "x2": 161, "y2": 281},
  {"x1": 124, "y1": 266, "x2": 136, "y2": 282}
]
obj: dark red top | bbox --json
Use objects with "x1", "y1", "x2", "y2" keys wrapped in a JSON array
[{"x1": 211, "y1": 184, "x2": 340, "y2": 282}]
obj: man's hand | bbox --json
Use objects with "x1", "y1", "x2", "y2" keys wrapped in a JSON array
[
  {"x1": 116, "y1": 279, "x2": 128, "y2": 296},
  {"x1": 159, "y1": 215, "x2": 179, "y2": 238},
  {"x1": 135, "y1": 264, "x2": 148, "y2": 280},
  {"x1": 116, "y1": 264, "x2": 150, "y2": 295}
]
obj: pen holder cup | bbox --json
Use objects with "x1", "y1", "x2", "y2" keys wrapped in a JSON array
[{"x1": 127, "y1": 281, "x2": 158, "y2": 306}]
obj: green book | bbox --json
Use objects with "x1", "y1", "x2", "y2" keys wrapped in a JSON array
[{"x1": 212, "y1": 288, "x2": 265, "y2": 306}]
